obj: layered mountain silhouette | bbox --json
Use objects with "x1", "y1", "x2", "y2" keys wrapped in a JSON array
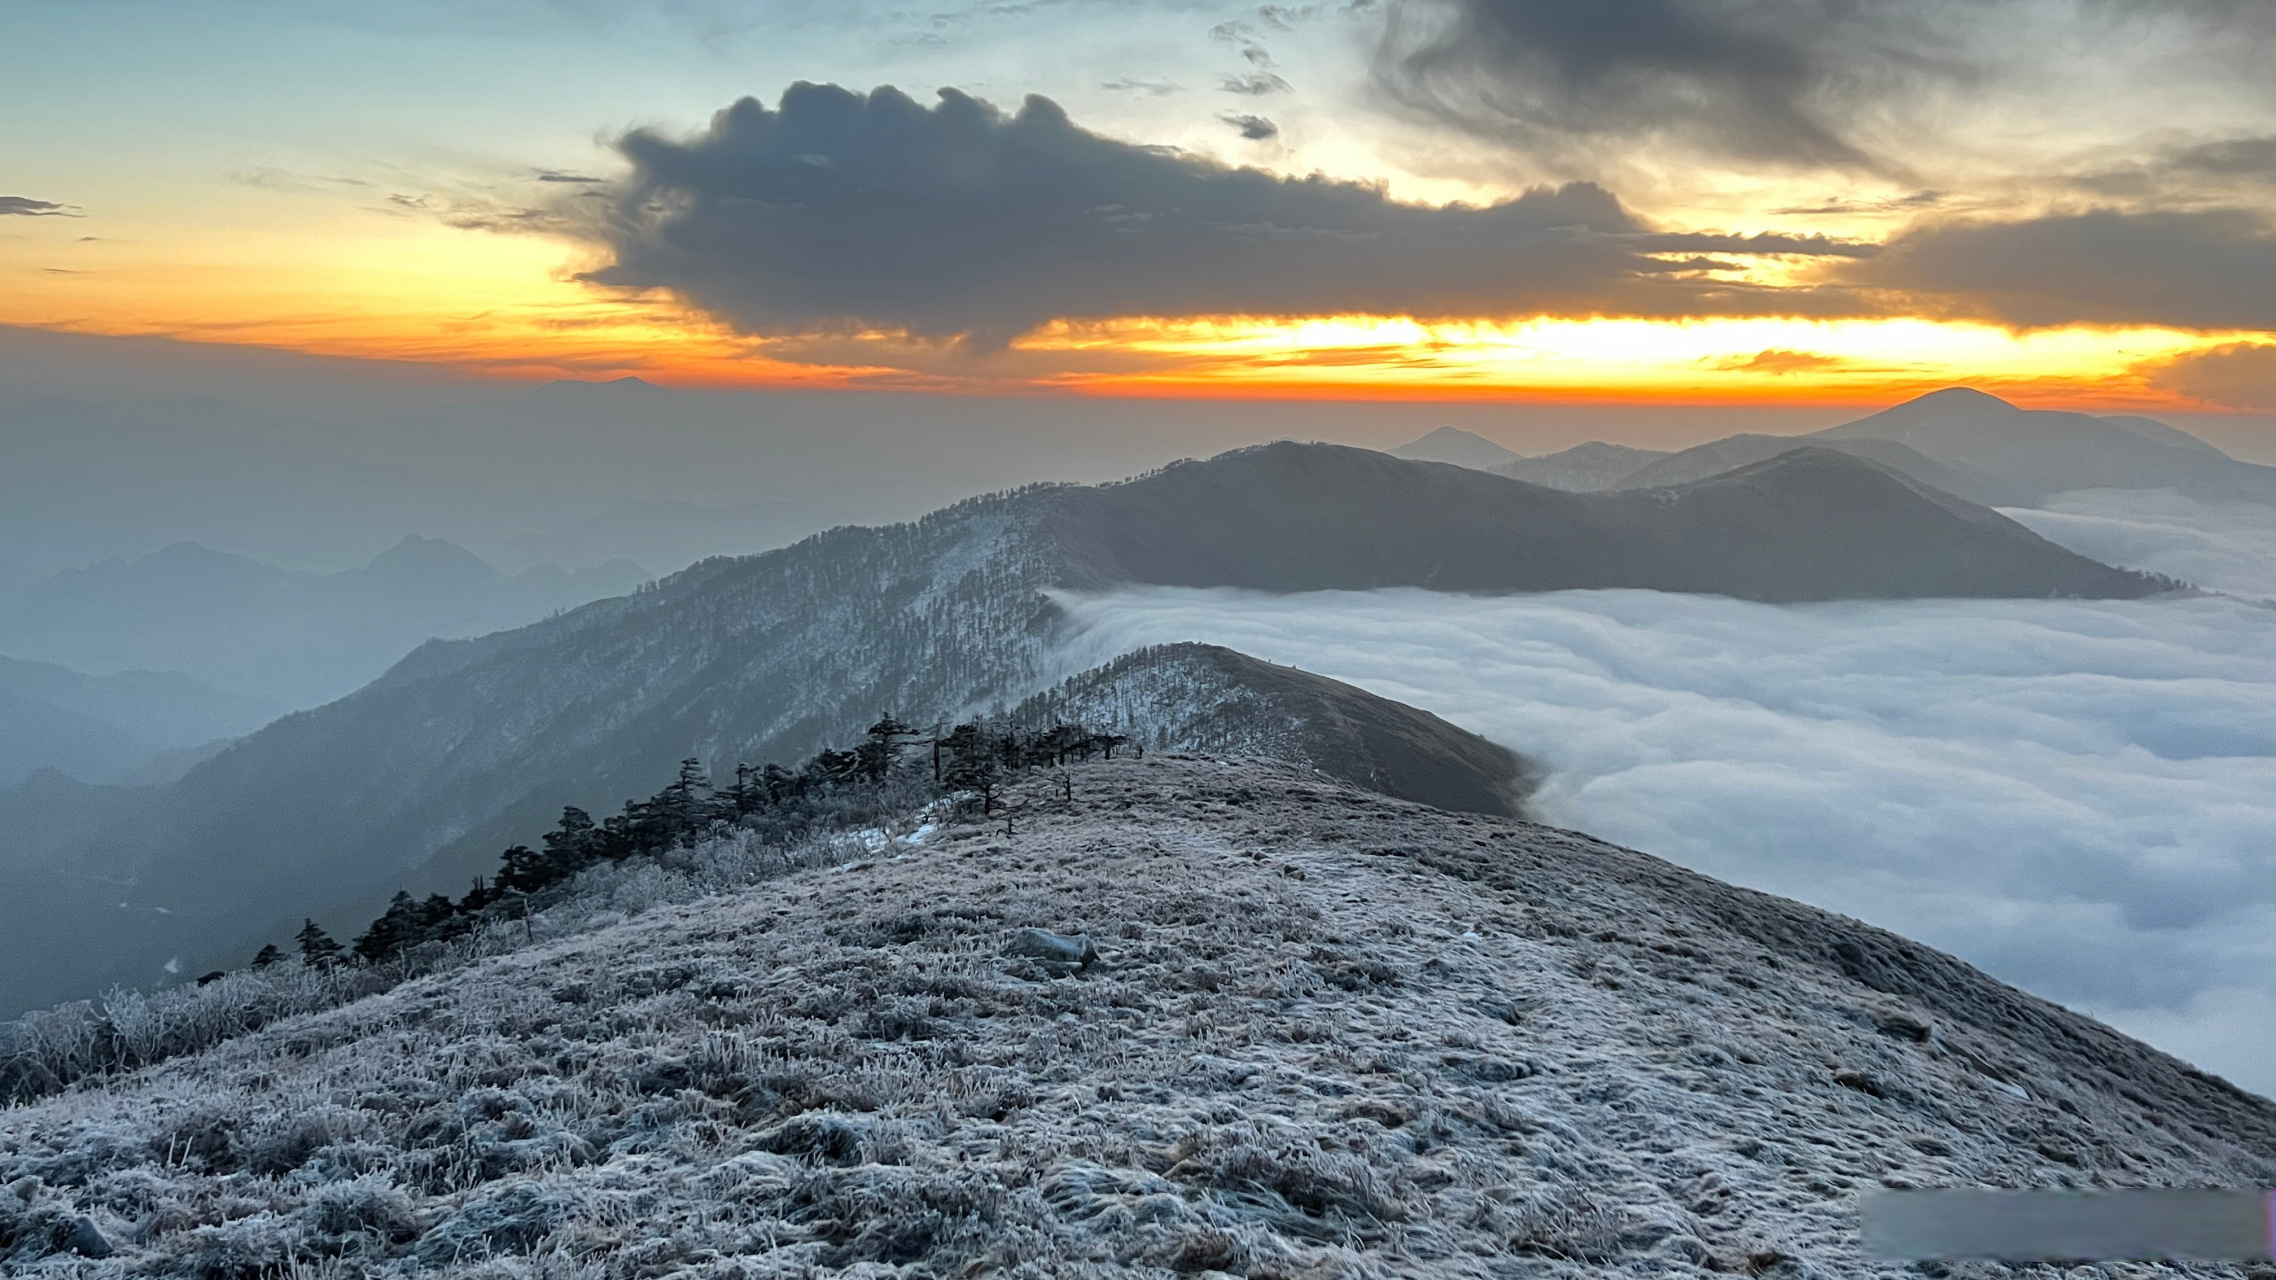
[
  {"x1": 1047, "y1": 442, "x2": 2162, "y2": 598},
  {"x1": 0, "y1": 656, "x2": 276, "y2": 786},
  {"x1": 0, "y1": 537, "x2": 649, "y2": 707},
  {"x1": 1492, "y1": 440, "x2": 1671, "y2": 490},
  {"x1": 1595, "y1": 433, "x2": 2023, "y2": 506},
  {"x1": 0, "y1": 442, "x2": 2167, "y2": 1013},
  {"x1": 1813, "y1": 387, "x2": 2276, "y2": 502},
  {"x1": 1480, "y1": 388, "x2": 2276, "y2": 506}
]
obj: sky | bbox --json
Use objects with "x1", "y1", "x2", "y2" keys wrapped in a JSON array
[
  {"x1": 5, "y1": 0, "x2": 2276, "y2": 409},
  {"x1": 1056, "y1": 490, "x2": 2276, "y2": 1093}
]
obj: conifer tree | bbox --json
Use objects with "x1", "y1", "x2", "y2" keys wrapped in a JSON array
[
  {"x1": 295, "y1": 919, "x2": 344, "y2": 967},
  {"x1": 250, "y1": 943, "x2": 283, "y2": 969}
]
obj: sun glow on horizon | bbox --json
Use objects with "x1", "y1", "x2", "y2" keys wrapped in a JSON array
[{"x1": 0, "y1": 210, "x2": 2260, "y2": 410}]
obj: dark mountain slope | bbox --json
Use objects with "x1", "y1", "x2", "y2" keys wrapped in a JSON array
[
  {"x1": 1009, "y1": 642, "x2": 1535, "y2": 817},
  {"x1": 1, "y1": 444, "x2": 2161, "y2": 1013},
  {"x1": 1045, "y1": 442, "x2": 2164, "y2": 599},
  {"x1": 1489, "y1": 439, "x2": 1671, "y2": 490},
  {"x1": 1810, "y1": 387, "x2": 2276, "y2": 503},
  {"x1": 4, "y1": 756, "x2": 2270, "y2": 1276}
]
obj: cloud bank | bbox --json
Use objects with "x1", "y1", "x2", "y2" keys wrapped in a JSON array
[
  {"x1": 1847, "y1": 208, "x2": 2276, "y2": 331},
  {"x1": 1058, "y1": 564, "x2": 2276, "y2": 1093},
  {"x1": 1371, "y1": 0, "x2": 2276, "y2": 178},
  {"x1": 1371, "y1": 0, "x2": 1971, "y2": 173},
  {"x1": 2002, "y1": 489, "x2": 2276, "y2": 600},
  {"x1": 575, "y1": 83, "x2": 1871, "y2": 346}
]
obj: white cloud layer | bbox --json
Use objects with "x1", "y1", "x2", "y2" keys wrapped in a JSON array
[
  {"x1": 2002, "y1": 488, "x2": 2276, "y2": 601},
  {"x1": 1057, "y1": 559, "x2": 2276, "y2": 1094}
]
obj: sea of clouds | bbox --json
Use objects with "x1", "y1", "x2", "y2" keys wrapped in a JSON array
[{"x1": 1057, "y1": 489, "x2": 2276, "y2": 1095}]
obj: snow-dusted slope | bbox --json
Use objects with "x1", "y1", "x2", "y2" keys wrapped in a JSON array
[
  {"x1": 1009, "y1": 643, "x2": 1534, "y2": 818},
  {"x1": 5, "y1": 756, "x2": 2270, "y2": 1277}
]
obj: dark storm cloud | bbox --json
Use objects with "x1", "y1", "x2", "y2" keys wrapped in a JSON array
[
  {"x1": 2073, "y1": 136, "x2": 2276, "y2": 199},
  {"x1": 1370, "y1": 0, "x2": 1969, "y2": 172},
  {"x1": 1221, "y1": 113, "x2": 1281, "y2": 140},
  {"x1": 0, "y1": 197, "x2": 73, "y2": 217},
  {"x1": 1845, "y1": 208, "x2": 2276, "y2": 330},
  {"x1": 577, "y1": 83, "x2": 1872, "y2": 345},
  {"x1": 1370, "y1": 0, "x2": 2276, "y2": 175}
]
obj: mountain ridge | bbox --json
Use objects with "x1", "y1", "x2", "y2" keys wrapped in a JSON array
[{"x1": 3, "y1": 755, "x2": 2269, "y2": 1275}]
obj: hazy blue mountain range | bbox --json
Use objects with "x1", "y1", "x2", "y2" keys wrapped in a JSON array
[
  {"x1": 0, "y1": 657, "x2": 277, "y2": 787},
  {"x1": 0, "y1": 441, "x2": 2167, "y2": 1015},
  {"x1": 0, "y1": 537, "x2": 649, "y2": 707},
  {"x1": 1474, "y1": 388, "x2": 2276, "y2": 505}
]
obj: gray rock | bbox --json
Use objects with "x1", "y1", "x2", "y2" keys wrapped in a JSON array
[{"x1": 1005, "y1": 927, "x2": 1098, "y2": 967}]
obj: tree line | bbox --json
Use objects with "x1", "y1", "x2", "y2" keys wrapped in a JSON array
[{"x1": 257, "y1": 715, "x2": 1138, "y2": 973}]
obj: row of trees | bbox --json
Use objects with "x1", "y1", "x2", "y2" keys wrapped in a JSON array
[{"x1": 260, "y1": 716, "x2": 1139, "y2": 970}]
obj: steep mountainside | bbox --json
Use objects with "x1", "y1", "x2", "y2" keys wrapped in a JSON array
[
  {"x1": 4, "y1": 757, "x2": 2270, "y2": 1277},
  {"x1": 1387, "y1": 425, "x2": 1525, "y2": 470},
  {"x1": 0, "y1": 443, "x2": 2164, "y2": 1014},
  {"x1": 1489, "y1": 441, "x2": 1671, "y2": 491},
  {"x1": 1008, "y1": 643, "x2": 1535, "y2": 817},
  {"x1": 1809, "y1": 388, "x2": 2276, "y2": 503}
]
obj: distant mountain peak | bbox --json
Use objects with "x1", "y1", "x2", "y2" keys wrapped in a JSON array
[
  {"x1": 530, "y1": 375, "x2": 670, "y2": 396},
  {"x1": 1906, "y1": 386, "x2": 2014, "y2": 407},
  {"x1": 1388, "y1": 425, "x2": 1525, "y2": 470},
  {"x1": 361, "y1": 534, "x2": 502, "y2": 582}
]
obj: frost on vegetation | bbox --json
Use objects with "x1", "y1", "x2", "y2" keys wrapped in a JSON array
[{"x1": 6, "y1": 757, "x2": 2276, "y2": 1278}]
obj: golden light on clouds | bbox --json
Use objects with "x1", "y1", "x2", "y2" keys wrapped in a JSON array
[
  {"x1": 1017, "y1": 315, "x2": 2241, "y2": 406},
  {"x1": 0, "y1": 208, "x2": 2261, "y2": 407}
]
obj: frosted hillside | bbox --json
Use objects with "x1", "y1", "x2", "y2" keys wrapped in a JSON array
[{"x1": 6, "y1": 757, "x2": 2272, "y2": 1278}]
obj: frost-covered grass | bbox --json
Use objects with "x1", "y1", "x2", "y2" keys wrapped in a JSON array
[
  {"x1": 3, "y1": 808, "x2": 944, "y2": 1109},
  {"x1": 6, "y1": 757, "x2": 2276, "y2": 1278}
]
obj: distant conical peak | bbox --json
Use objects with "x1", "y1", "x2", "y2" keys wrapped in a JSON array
[
  {"x1": 1905, "y1": 386, "x2": 2017, "y2": 409},
  {"x1": 534, "y1": 375, "x2": 667, "y2": 394}
]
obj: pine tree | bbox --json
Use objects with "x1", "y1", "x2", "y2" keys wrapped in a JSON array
[
  {"x1": 295, "y1": 919, "x2": 344, "y2": 967},
  {"x1": 354, "y1": 892, "x2": 420, "y2": 962},
  {"x1": 497, "y1": 844, "x2": 551, "y2": 894},
  {"x1": 250, "y1": 943, "x2": 283, "y2": 969},
  {"x1": 857, "y1": 714, "x2": 914, "y2": 782}
]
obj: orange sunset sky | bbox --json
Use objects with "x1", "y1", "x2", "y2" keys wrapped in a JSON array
[{"x1": 5, "y1": 0, "x2": 2276, "y2": 414}]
